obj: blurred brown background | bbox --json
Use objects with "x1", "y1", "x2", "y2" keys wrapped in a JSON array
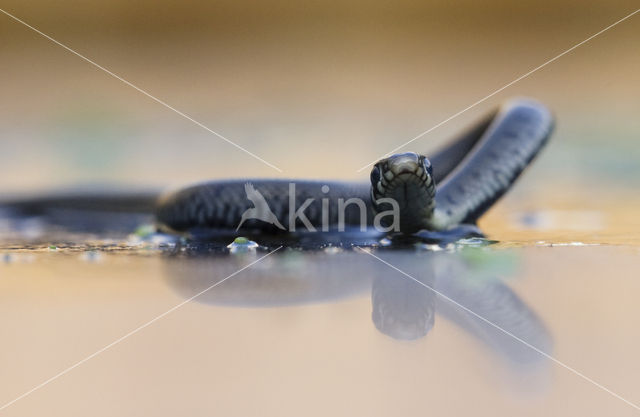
[{"x1": 0, "y1": 0, "x2": 638, "y2": 192}]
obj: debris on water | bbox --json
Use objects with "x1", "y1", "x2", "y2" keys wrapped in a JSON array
[
  {"x1": 535, "y1": 241, "x2": 600, "y2": 247},
  {"x1": 127, "y1": 225, "x2": 177, "y2": 249},
  {"x1": 414, "y1": 237, "x2": 493, "y2": 252},
  {"x1": 414, "y1": 243, "x2": 444, "y2": 251},
  {"x1": 49, "y1": 245, "x2": 58, "y2": 251},
  {"x1": 227, "y1": 237, "x2": 259, "y2": 254},
  {"x1": 379, "y1": 238, "x2": 392, "y2": 247},
  {"x1": 455, "y1": 237, "x2": 495, "y2": 247}
]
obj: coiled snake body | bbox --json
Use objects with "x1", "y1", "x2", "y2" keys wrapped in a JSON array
[{"x1": 156, "y1": 98, "x2": 554, "y2": 239}]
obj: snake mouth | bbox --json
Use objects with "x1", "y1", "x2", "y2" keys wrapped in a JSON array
[{"x1": 377, "y1": 173, "x2": 430, "y2": 206}]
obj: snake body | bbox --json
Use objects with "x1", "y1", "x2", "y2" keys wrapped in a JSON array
[
  {"x1": 0, "y1": 97, "x2": 553, "y2": 240},
  {"x1": 156, "y1": 98, "x2": 554, "y2": 237}
]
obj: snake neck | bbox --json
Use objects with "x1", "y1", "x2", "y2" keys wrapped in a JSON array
[
  {"x1": 371, "y1": 172, "x2": 437, "y2": 233},
  {"x1": 388, "y1": 181, "x2": 435, "y2": 232}
]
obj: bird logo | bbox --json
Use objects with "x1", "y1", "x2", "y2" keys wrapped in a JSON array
[{"x1": 236, "y1": 183, "x2": 286, "y2": 231}]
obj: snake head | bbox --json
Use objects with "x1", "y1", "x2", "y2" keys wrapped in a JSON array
[
  {"x1": 370, "y1": 152, "x2": 436, "y2": 232},
  {"x1": 370, "y1": 152, "x2": 434, "y2": 201}
]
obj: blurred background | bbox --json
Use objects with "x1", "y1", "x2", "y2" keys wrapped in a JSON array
[{"x1": 0, "y1": 0, "x2": 638, "y2": 239}]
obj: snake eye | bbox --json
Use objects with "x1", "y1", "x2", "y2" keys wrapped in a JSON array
[
  {"x1": 422, "y1": 157, "x2": 433, "y2": 176},
  {"x1": 370, "y1": 165, "x2": 381, "y2": 187}
]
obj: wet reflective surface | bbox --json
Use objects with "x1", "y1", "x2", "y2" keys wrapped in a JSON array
[{"x1": 1, "y1": 236, "x2": 640, "y2": 416}]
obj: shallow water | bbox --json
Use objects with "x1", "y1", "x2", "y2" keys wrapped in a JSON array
[{"x1": 1, "y1": 198, "x2": 640, "y2": 416}]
